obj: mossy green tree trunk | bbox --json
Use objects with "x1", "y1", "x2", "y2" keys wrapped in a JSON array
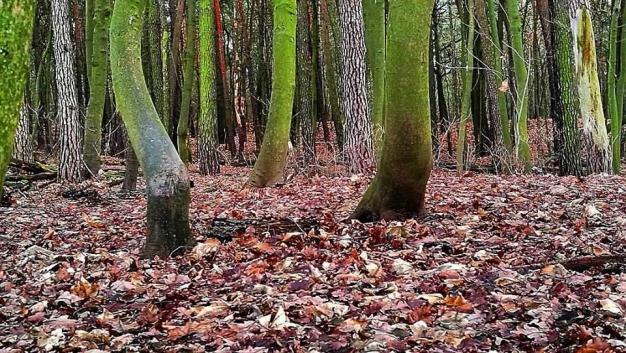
[
  {"x1": 506, "y1": 0, "x2": 531, "y2": 171},
  {"x1": 535, "y1": 0, "x2": 583, "y2": 176},
  {"x1": 363, "y1": 0, "x2": 385, "y2": 161},
  {"x1": 247, "y1": 0, "x2": 296, "y2": 187},
  {"x1": 177, "y1": 0, "x2": 197, "y2": 165},
  {"x1": 608, "y1": 0, "x2": 621, "y2": 173},
  {"x1": 455, "y1": 0, "x2": 475, "y2": 172},
  {"x1": 110, "y1": 0, "x2": 192, "y2": 258},
  {"x1": 351, "y1": 0, "x2": 434, "y2": 221},
  {"x1": 617, "y1": 0, "x2": 626, "y2": 157},
  {"x1": 198, "y1": 0, "x2": 220, "y2": 175},
  {"x1": 83, "y1": 0, "x2": 112, "y2": 176},
  {"x1": 573, "y1": 7, "x2": 611, "y2": 174},
  {"x1": 0, "y1": 1, "x2": 36, "y2": 199}
]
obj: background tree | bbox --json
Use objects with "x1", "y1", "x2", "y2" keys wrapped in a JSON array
[
  {"x1": 506, "y1": 0, "x2": 532, "y2": 171},
  {"x1": 352, "y1": 0, "x2": 434, "y2": 221},
  {"x1": 177, "y1": 0, "x2": 197, "y2": 165},
  {"x1": 573, "y1": 7, "x2": 611, "y2": 174},
  {"x1": 0, "y1": 0, "x2": 36, "y2": 200},
  {"x1": 338, "y1": 0, "x2": 374, "y2": 174},
  {"x1": 198, "y1": 0, "x2": 220, "y2": 175},
  {"x1": 52, "y1": 0, "x2": 84, "y2": 182},
  {"x1": 363, "y1": 0, "x2": 386, "y2": 159},
  {"x1": 83, "y1": 0, "x2": 112, "y2": 176},
  {"x1": 110, "y1": 0, "x2": 192, "y2": 258},
  {"x1": 247, "y1": 0, "x2": 297, "y2": 187}
]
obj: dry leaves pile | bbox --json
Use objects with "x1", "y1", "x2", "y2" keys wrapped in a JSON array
[{"x1": 1, "y1": 167, "x2": 626, "y2": 352}]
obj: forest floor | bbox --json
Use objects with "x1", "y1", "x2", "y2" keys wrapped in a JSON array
[{"x1": 2, "y1": 160, "x2": 626, "y2": 353}]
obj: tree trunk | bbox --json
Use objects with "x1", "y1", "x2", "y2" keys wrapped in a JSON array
[
  {"x1": 52, "y1": 0, "x2": 85, "y2": 182},
  {"x1": 13, "y1": 101, "x2": 34, "y2": 163},
  {"x1": 110, "y1": 0, "x2": 192, "y2": 258},
  {"x1": 487, "y1": 0, "x2": 512, "y2": 153},
  {"x1": 319, "y1": 0, "x2": 344, "y2": 149},
  {"x1": 83, "y1": 0, "x2": 112, "y2": 176},
  {"x1": 352, "y1": 0, "x2": 434, "y2": 222},
  {"x1": 572, "y1": 7, "x2": 611, "y2": 174},
  {"x1": 1, "y1": 1, "x2": 35, "y2": 200},
  {"x1": 122, "y1": 143, "x2": 139, "y2": 191},
  {"x1": 198, "y1": 0, "x2": 221, "y2": 175},
  {"x1": 247, "y1": 0, "x2": 297, "y2": 187},
  {"x1": 456, "y1": 0, "x2": 475, "y2": 172},
  {"x1": 338, "y1": 0, "x2": 374, "y2": 174},
  {"x1": 177, "y1": 0, "x2": 196, "y2": 165},
  {"x1": 214, "y1": 0, "x2": 237, "y2": 157},
  {"x1": 363, "y1": 0, "x2": 385, "y2": 160},
  {"x1": 297, "y1": 0, "x2": 315, "y2": 167},
  {"x1": 506, "y1": 0, "x2": 532, "y2": 171},
  {"x1": 617, "y1": 0, "x2": 626, "y2": 157},
  {"x1": 475, "y1": 0, "x2": 506, "y2": 167},
  {"x1": 609, "y1": 0, "x2": 621, "y2": 173}
]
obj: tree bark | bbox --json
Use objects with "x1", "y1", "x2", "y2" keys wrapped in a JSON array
[
  {"x1": 198, "y1": 0, "x2": 221, "y2": 175},
  {"x1": 110, "y1": 0, "x2": 192, "y2": 258},
  {"x1": 52, "y1": 0, "x2": 85, "y2": 182},
  {"x1": 352, "y1": 0, "x2": 434, "y2": 222},
  {"x1": 247, "y1": 0, "x2": 297, "y2": 187},
  {"x1": 338, "y1": 0, "x2": 374, "y2": 174},
  {"x1": 13, "y1": 101, "x2": 34, "y2": 163}
]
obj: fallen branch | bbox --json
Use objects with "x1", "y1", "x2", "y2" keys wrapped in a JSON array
[
  {"x1": 519, "y1": 254, "x2": 626, "y2": 272},
  {"x1": 9, "y1": 158, "x2": 53, "y2": 174},
  {"x1": 5, "y1": 172, "x2": 57, "y2": 182}
]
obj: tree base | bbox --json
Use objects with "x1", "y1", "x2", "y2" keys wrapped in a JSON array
[
  {"x1": 143, "y1": 170, "x2": 193, "y2": 258},
  {"x1": 350, "y1": 177, "x2": 427, "y2": 222}
]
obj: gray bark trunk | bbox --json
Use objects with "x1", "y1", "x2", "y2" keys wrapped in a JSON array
[
  {"x1": 52, "y1": 0, "x2": 84, "y2": 182},
  {"x1": 338, "y1": 0, "x2": 374, "y2": 174}
]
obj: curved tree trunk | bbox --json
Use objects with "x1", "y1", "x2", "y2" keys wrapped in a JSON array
[
  {"x1": 110, "y1": 0, "x2": 192, "y2": 258},
  {"x1": 247, "y1": 0, "x2": 297, "y2": 187},
  {"x1": 338, "y1": 0, "x2": 374, "y2": 174},
  {"x1": 52, "y1": 0, "x2": 85, "y2": 182},
  {"x1": 177, "y1": 0, "x2": 196, "y2": 165},
  {"x1": 1, "y1": 2, "x2": 36, "y2": 200},
  {"x1": 83, "y1": 0, "x2": 112, "y2": 176},
  {"x1": 198, "y1": 0, "x2": 221, "y2": 175},
  {"x1": 352, "y1": 0, "x2": 434, "y2": 222}
]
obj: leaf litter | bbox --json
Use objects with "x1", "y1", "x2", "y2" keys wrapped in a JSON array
[{"x1": 1, "y1": 166, "x2": 626, "y2": 352}]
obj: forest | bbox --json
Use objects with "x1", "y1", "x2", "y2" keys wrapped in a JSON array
[{"x1": 2, "y1": 0, "x2": 626, "y2": 351}]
